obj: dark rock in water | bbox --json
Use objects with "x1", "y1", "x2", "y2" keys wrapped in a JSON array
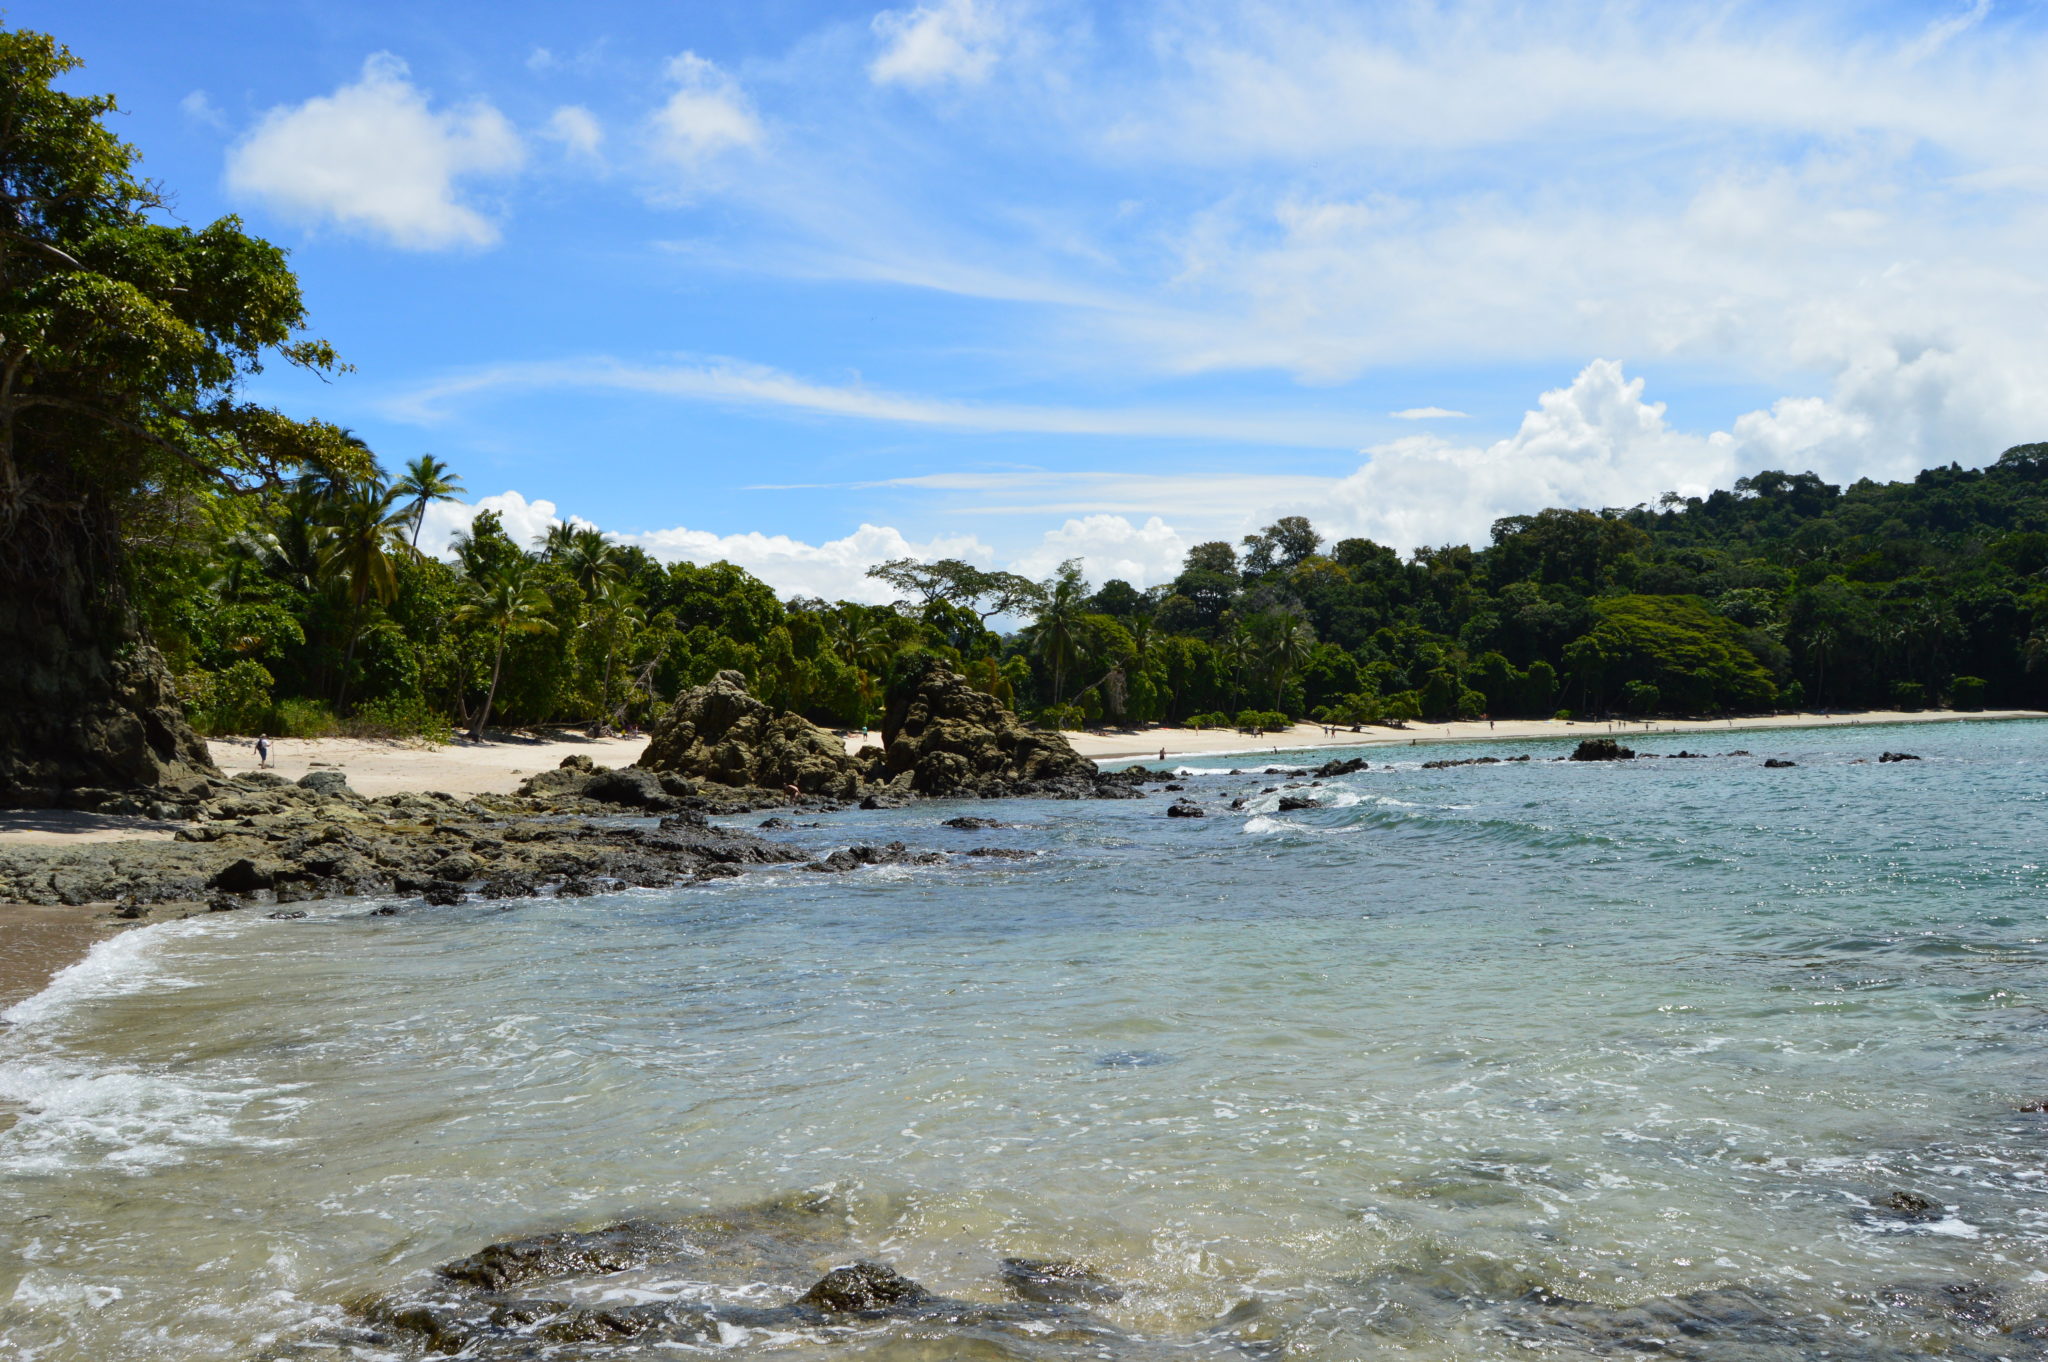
[
  {"x1": 553, "y1": 878, "x2": 601, "y2": 897},
  {"x1": 1423, "y1": 755, "x2": 1500, "y2": 770},
  {"x1": 1276, "y1": 795, "x2": 1321, "y2": 811},
  {"x1": 804, "y1": 841, "x2": 947, "y2": 873},
  {"x1": 638, "y1": 669, "x2": 865, "y2": 798},
  {"x1": 1166, "y1": 799, "x2": 1205, "y2": 818},
  {"x1": 1314, "y1": 756, "x2": 1369, "y2": 777},
  {"x1": 1000, "y1": 1258, "x2": 1125, "y2": 1305},
  {"x1": 1164, "y1": 782, "x2": 1184, "y2": 791},
  {"x1": 1873, "y1": 1279, "x2": 2003, "y2": 1334},
  {"x1": 801, "y1": 1261, "x2": 933, "y2": 1313},
  {"x1": 964, "y1": 847, "x2": 1035, "y2": 859},
  {"x1": 1668, "y1": 750, "x2": 1709, "y2": 759},
  {"x1": 421, "y1": 880, "x2": 465, "y2": 906},
  {"x1": 1568, "y1": 739, "x2": 1634, "y2": 761},
  {"x1": 1763, "y1": 757, "x2": 1798, "y2": 768},
  {"x1": 859, "y1": 791, "x2": 906, "y2": 810},
  {"x1": 758, "y1": 816, "x2": 791, "y2": 829},
  {"x1": 1096, "y1": 1049, "x2": 1176, "y2": 1067},
  {"x1": 206, "y1": 893, "x2": 240, "y2": 912},
  {"x1": 2018, "y1": 1098, "x2": 2048, "y2": 1112},
  {"x1": 1726, "y1": 749, "x2": 1751, "y2": 756},
  {"x1": 657, "y1": 809, "x2": 709, "y2": 830},
  {"x1": 440, "y1": 1219, "x2": 684, "y2": 1290},
  {"x1": 209, "y1": 856, "x2": 274, "y2": 893},
  {"x1": 942, "y1": 815, "x2": 1009, "y2": 830},
  {"x1": 1880, "y1": 751, "x2": 1922, "y2": 762},
  {"x1": 266, "y1": 908, "x2": 307, "y2": 920},
  {"x1": 1872, "y1": 1189, "x2": 1941, "y2": 1221},
  {"x1": 583, "y1": 767, "x2": 674, "y2": 808}
]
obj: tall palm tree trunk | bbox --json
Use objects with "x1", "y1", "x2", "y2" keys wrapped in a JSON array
[{"x1": 472, "y1": 630, "x2": 507, "y2": 741}]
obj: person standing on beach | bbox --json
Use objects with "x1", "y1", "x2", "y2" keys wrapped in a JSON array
[{"x1": 255, "y1": 734, "x2": 271, "y2": 769}]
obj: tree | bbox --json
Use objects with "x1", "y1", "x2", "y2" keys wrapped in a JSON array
[
  {"x1": 318, "y1": 475, "x2": 412, "y2": 707},
  {"x1": 455, "y1": 561, "x2": 556, "y2": 740},
  {"x1": 0, "y1": 28, "x2": 364, "y2": 805},
  {"x1": 392, "y1": 454, "x2": 463, "y2": 549},
  {"x1": 865, "y1": 557, "x2": 1039, "y2": 624},
  {"x1": 1028, "y1": 560, "x2": 1087, "y2": 706}
]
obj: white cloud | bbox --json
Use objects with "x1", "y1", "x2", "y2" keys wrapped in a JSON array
[
  {"x1": 225, "y1": 53, "x2": 522, "y2": 250},
  {"x1": 387, "y1": 355, "x2": 1370, "y2": 446},
  {"x1": 543, "y1": 105, "x2": 604, "y2": 161},
  {"x1": 414, "y1": 490, "x2": 596, "y2": 559},
  {"x1": 180, "y1": 89, "x2": 226, "y2": 129},
  {"x1": 620, "y1": 522, "x2": 991, "y2": 603},
  {"x1": 870, "y1": 0, "x2": 1009, "y2": 87},
  {"x1": 1390, "y1": 407, "x2": 1467, "y2": 421},
  {"x1": 1011, "y1": 514, "x2": 1188, "y2": 586},
  {"x1": 649, "y1": 53, "x2": 762, "y2": 170}
]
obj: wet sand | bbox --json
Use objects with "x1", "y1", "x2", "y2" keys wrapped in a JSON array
[{"x1": 0, "y1": 904, "x2": 121, "y2": 1013}]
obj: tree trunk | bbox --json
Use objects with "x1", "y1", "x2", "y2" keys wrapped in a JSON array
[
  {"x1": 0, "y1": 500, "x2": 218, "y2": 810},
  {"x1": 471, "y1": 633, "x2": 506, "y2": 741}
]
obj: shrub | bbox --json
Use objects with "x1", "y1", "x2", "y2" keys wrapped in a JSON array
[
  {"x1": 1779, "y1": 680, "x2": 1805, "y2": 709},
  {"x1": 263, "y1": 697, "x2": 340, "y2": 738},
  {"x1": 1949, "y1": 676, "x2": 1987, "y2": 711},
  {"x1": 1621, "y1": 679, "x2": 1661, "y2": 715},
  {"x1": 1038, "y1": 702, "x2": 1086, "y2": 731},
  {"x1": 1233, "y1": 708, "x2": 1291, "y2": 731},
  {"x1": 1183, "y1": 711, "x2": 1231, "y2": 730},
  {"x1": 1382, "y1": 691, "x2": 1423, "y2": 723},
  {"x1": 1553, "y1": 708, "x2": 1573, "y2": 721},
  {"x1": 180, "y1": 659, "x2": 275, "y2": 735},
  {"x1": 344, "y1": 695, "x2": 455, "y2": 742},
  {"x1": 1888, "y1": 680, "x2": 1925, "y2": 712}
]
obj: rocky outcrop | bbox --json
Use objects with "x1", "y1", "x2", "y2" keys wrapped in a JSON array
[
  {"x1": 1569, "y1": 738, "x2": 1635, "y2": 761},
  {"x1": 0, "y1": 771, "x2": 804, "y2": 911},
  {"x1": 637, "y1": 670, "x2": 866, "y2": 798},
  {"x1": 880, "y1": 656, "x2": 1111, "y2": 797}
]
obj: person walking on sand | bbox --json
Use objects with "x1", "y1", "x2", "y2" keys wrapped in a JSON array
[
  {"x1": 1159, "y1": 747, "x2": 1167, "y2": 762},
  {"x1": 255, "y1": 733, "x2": 270, "y2": 769}
]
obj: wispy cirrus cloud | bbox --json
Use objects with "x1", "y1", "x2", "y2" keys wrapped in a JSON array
[{"x1": 385, "y1": 355, "x2": 1371, "y2": 447}]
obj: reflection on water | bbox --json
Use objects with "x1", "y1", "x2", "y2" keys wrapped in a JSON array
[{"x1": 4, "y1": 720, "x2": 2048, "y2": 1358}]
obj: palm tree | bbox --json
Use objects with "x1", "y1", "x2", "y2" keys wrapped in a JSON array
[
  {"x1": 1029, "y1": 561, "x2": 1087, "y2": 708},
  {"x1": 392, "y1": 455, "x2": 465, "y2": 549},
  {"x1": 455, "y1": 560, "x2": 557, "y2": 741},
  {"x1": 586, "y1": 577, "x2": 644, "y2": 723},
  {"x1": 319, "y1": 479, "x2": 413, "y2": 706},
  {"x1": 1264, "y1": 615, "x2": 1316, "y2": 708},
  {"x1": 535, "y1": 521, "x2": 580, "y2": 562},
  {"x1": 561, "y1": 528, "x2": 624, "y2": 599}
]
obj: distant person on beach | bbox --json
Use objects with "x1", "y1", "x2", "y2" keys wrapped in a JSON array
[
  {"x1": 255, "y1": 734, "x2": 270, "y2": 768},
  {"x1": 1159, "y1": 747, "x2": 1167, "y2": 761}
]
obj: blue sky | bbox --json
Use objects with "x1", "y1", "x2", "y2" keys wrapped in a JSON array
[{"x1": 35, "y1": 0, "x2": 2048, "y2": 599}]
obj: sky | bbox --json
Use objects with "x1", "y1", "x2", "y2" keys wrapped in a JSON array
[{"x1": 34, "y1": 0, "x2": 2048, "y2": 601}]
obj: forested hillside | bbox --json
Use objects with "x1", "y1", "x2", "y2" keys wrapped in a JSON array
[{"x1": 148, "y1": 445, "x2": 2048, "y2": 738}]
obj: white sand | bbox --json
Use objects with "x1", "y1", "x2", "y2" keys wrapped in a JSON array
[{"x1": 203, "y1": 733, "x2": 654, "y2": 800}]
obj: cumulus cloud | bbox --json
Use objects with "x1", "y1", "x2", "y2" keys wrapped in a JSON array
[
  {"x1": 543, "y1": 106, "x2": 603, "y2": 161},
  {"x1": 414, "y1": 490, "x2": 595, "y2": 559},
  {"x1": 1011, "y1": 514, "x2": 1188, "y2": 586},
  {"x1": 870, "y1": 0, "x2": 1009, "y2": 87},
  {"x1": 618, "y1": 522, "x2": 991, "y2": 603},
  {"x1": 649, "y1": 53, "x2": 762, "y2": 170},
  {"x1": 225, "y1": 54, "x2": 522, "y2": 250},
  {"x1": 180, "y1": 89, "x2": 226, "y2": 129}
]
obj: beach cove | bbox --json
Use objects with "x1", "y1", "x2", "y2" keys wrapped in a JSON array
[{"x1": 6, "y1": 716, "x2": 2048, "y2": 1359}]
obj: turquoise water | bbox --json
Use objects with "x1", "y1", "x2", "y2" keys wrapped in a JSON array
[{"x1": 4, "y1": 719, "x2": 2048, "y2": 1358}]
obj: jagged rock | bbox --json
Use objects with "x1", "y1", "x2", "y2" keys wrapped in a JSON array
[
  {"x1": 1276, "y1": 795, "x2": 1321, "y2": 811},
  {"x1": 941, "y1": 815, "x2": 1009, "y2": 830},
  {"x1": 638, "y1": 669, "x2": 864, "y2": 798},
  {"x1": 801, "y1": 1262, "x2": 932, "y2": 1313},
  {"x1": 1166, "y1": 799, "x2": 1205, "y2": 818},
  {"x1": 880, "y1": 656, "x2": 1101, "y2": 797},
  {"x1": 421, "y1": 880, "x2": 466, "y2": 906},
  {"x1": 583, "y1": 767, "x2": 672, "y2": 808},
  {"x1": 804, "y1": 841, "x2": 947, "y2": 873},
  {"x1": 758, "y1": 816, "x2": 792, "y2": 829},
  {"x1": 1314, "y1": 756, "x2": 1370, "y2": 777},
  {"x1": 1569, "y1": 739, "x2": 1635, "y2": 761},
  {"x1": 963, "y1": 847, "x2": 1035, "y2": 859},
  {"x1": 559, "y1": 752, "x2": 595, "y2": 772}
]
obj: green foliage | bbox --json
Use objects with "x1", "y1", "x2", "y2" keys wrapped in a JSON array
[
  {"x1": 345, "y1": 694, "x2": 454, "y2": 742},
  {"x1": 263, "y1": 696, "x2": 340, "y2": 738},
  {"x1": 1949, "y1": 675, "x2": 1987, "y2": 710},
  {"x1": 1233, "y1": 709, "x2": 1292, "y2": 731},
  {"x1": 180, "y1": 659, "x2": 274, "y2": 735}
]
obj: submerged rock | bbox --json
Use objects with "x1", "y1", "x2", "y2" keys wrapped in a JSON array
[
  {"x1": 1880, "y1": 751, "x2": 1922, "y2": 762},
  {"x1": 801, "y1": 1261, "x2": 932, "y2": 1313},
  {"x1": 1166, "y1": 799, "x2": 1206, "y2": 818},
  {"x1": 804, "y1": 841, "x2": 948, "y2": 873},
  {"x1": 941, "y1": 815, "x2": 1010, "y2": 830},
  {"x1": 1000, "y1": 1258, "x2": 1125, "y2": 1305}
]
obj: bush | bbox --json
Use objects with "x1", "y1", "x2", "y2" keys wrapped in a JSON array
[
  {"x1": 1383, "y1": 691, "x2": 1423, "y2": 723},
  {"x1": 1038, "y1": 702, "x2": 1086, "y2": 731},
  {"x1": 1888, "y1": 680, "x2": 1925, "y2": 712},
  {"x1": 1779, "y1": 680, "x2": 1805, "y2": 710},
  {"x1": 344, "y1": 694, "x2": 455, "y2": 742},
  {"x1": 1233, "y1": 709, "x2": 1291, "y2": 732},
  {"x1": 262, "y1": 696, "x2": 341, "y2": 738},
  {"x1": 1949, "y1": 675, "x2": 1987, "y2": 711},
  {"x1": 1621, "y1": 679, "x2": 1661, "y2": 715},
  {"x1": 180, "y1": 659, "x2": 275, "y2": 735},
  {"x1": 1183, "y1": 711, "x2": 1231, "y2": 730},
  {"x1": 1553, "y1": 708, "x2": 1573, "y2": 721}
]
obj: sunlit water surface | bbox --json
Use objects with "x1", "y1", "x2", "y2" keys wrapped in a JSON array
[{"x1": 5, "y1": 720, "x2": 2048, "y2": 1359}]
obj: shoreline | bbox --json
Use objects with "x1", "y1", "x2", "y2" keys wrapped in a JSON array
[{"x1": 1067, "y1": 707, "x2": 2046, "y2": 763}]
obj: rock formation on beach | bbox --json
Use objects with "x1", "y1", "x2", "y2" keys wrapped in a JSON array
[
  {"x1": 636, "y1": 669, "x2": 866, "y2": 798},
  {"x1": 877, "y1": 655, "x2": 1116, "y2": 797}
]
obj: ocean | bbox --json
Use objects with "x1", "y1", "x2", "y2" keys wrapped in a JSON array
[{"x1": 4, "y1": 718, "x2": 2046, "y2": 1359}]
